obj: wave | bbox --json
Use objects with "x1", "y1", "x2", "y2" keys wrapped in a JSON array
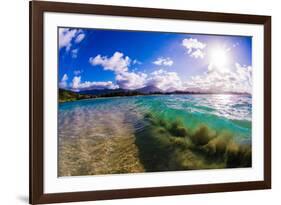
[
  {"x1": 58, "y1": 94, "x2": 252, "y2": 176},
  {"x1": 134, "y1": 112, "x2": 251, "y2": 171}
]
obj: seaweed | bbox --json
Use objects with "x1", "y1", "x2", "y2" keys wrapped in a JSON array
[
  {"x1": 59, "y1": 111, "x2": 252, "y2": 176},
  {"x1": 134, "y1": 112, "x2": 252, "y2": 172}
]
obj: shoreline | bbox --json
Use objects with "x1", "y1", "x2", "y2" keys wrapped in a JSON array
[{"x1": 59, "y1": 92, "x2": 252, "y2": 104}]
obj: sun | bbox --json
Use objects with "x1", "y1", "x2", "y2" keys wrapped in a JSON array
[{"x1": 210, "y1": 48, "x2": 229, "y2": 71}]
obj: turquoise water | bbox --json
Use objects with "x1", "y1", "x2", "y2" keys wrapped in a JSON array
[
  {"x1": 58, "y1": 94, "x2": 252, "y2": 175},
  {"x1": 59, "y1": 94, "x2": 251, "y2": 143}
]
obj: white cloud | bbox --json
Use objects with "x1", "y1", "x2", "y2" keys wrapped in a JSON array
[
  {"x1": 133, "y1": 59, "x2": 142, "y2": 65},
  {"x1": 190, "y1": 49, "x2": 204, "y2": 59},
  {"x1": 153, "y1": 57, "x2": 174, "y2": 66},
  {"x1": 69, "y1": 48, "x2": 251, "y2": 93},
  {"x1": 89, "y1": 52, "x2": 131, "y2": 74},
  {"x1": 116, "y1": 72, "x2": 147, "y2": 90},
  {"x1": 183, "y1": 63, "x2": 252, "y2": 93},
  {"x1": 61, "y1": 73, "x2": 68, "y2": 81},
  {"x1": 71, "y1": 76, "x2": 119, "y2": 91},
  {"x1": 59, "y1": 28, "x2": 77, "y2": 51},
  {"x1": 235, "y1": 63, "x2": 252, "y2": 90},
  {"x1": 59, "y1": 28, "x2": 85, "y2": 56},
  {"x1": 59, "y1": 74, "x2": 68, "y2": 89},
  {"x1": 89, "y1": 52, "x2": 183, "y2": 91},
  {"x1": 72, "y1": 76, "x2": 81, "y2": 90},
  {"x1": 146, "y1": 69, "x2": 182, "y2": 91},
  {"x1": 89, "y1": 52, "x2": 148, "y2": 90},
  {"x1": 75, "y1": 33, "x2": 85, "y2": 43},
  {"x1": 73, "y1": 69, "x2": 83, "y2": 75},
  {"x1": 182, "y1": 38, "x2": 206, "y2": 59},
  {"x1": 115, "y1": 69, "x2": 183, "y2": 91},
  {"x1": 71, "y1": 49, "x2": 79, "y2": 58}
]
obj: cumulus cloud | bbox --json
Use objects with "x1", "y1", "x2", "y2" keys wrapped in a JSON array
[
  {"x1": 184, "y1": 63, "x2": 252, "y2": 93},
  {"x1": 235, "y1": 63, "x2": 252, "y2": 90},
  {"x1": 153, "y1": 57, "x2": 174, "y2": 66},
  {"x1": 190, "y1": 49, "x2": 204, "y2": 59},
  {"x1": 59, "y1": 28, "x2": 77, "y2": 51},
  {"x1": 59, "y1": 28, "x2": 85, "y2": 58},
  {"x1": 89, "y1": 52, "x2": 183, "y2": 91},
  {"x1": 116, "y1": 72, "x2": 147, "y2": 90},
  {"x1": 89, "y1": 52, "x2": 131, "y2": 74},
  {"x1": 59, "y1": 28, "x2": 85, "y2": 50},
  {"x1": 146, "y1": 69, "x2": 182, "y2": 91},
  {"x1": 182, "y1": 38, "x2": 206, "y2": 59},
  {"x1": 115, "y1": 69, "x2": 182, "y2": 91},
  {"x1": 59, "y1": 74, "x2": 68, "y2": 89},
  {"x1": 89, "y1": 52, "x2": 148, "y2": 89},
  {"x1": 82, "y1": 48, "x2": 251, "y2": 93},
  {"x1": 71, "y1": 76, "x2": 119, "y2": 91}
]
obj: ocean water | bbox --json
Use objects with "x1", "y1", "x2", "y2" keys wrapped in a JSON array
[{"x1": 58, "y1": 94, "x2": 252, "y2": 176}]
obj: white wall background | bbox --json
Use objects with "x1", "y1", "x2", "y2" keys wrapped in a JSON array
[{"x1": 0, "y1": 0, "x2": 278, "y2": 204}]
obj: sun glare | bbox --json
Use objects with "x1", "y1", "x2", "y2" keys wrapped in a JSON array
[{"x1": 210, "y1": 48, "x2": 229, "y2": 70}]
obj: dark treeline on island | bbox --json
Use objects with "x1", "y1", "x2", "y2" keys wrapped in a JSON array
[{"x1": 59, "y1": 85, "x2": 251, "y2": 103}]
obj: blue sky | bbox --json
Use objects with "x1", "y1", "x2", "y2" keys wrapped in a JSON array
[{"x1": 58, "y1": 27, "x2": 252, "y2": 93}]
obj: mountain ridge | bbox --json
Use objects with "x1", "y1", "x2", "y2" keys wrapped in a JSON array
[{"x1": 59, "y1": 86, "x2": 251, "y2": 103}]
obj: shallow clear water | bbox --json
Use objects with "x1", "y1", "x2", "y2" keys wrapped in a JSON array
[
  {"x1": 59, "y1": 94, "x2": 251, "y2": 142},
  {"x1": 58, "y1": 94, "x2": 252, "y2": 176}
]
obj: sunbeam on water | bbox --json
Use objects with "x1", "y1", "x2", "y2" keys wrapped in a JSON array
[{"x1": 58, "y1": 94, "x2": 252, "y2": 176}]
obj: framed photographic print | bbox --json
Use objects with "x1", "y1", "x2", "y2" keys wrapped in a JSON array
[{"x1": 30, "y1": 1, "x2": 271, "y2": 204}]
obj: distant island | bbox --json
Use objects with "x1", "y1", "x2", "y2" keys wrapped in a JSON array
[{"x1": 59, "y1": 85, "x2": 251, "y2": 103}]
